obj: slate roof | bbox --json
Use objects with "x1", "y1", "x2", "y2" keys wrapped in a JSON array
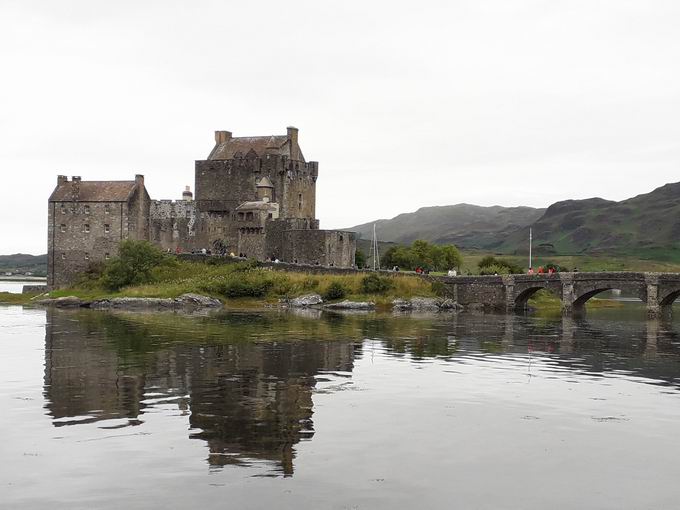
[
  {"x1": 235, "y1": 200, "x2": 279, "y2": 211},
  {"x1": 256, "y1": 176, "x2": 274, "y2": 188},
  {"x1": 49, "y1": 181, "x2": 138, "y2": 202},
  {"x1": 208, "y1": 135, "x2": 305, "y2": 162}
]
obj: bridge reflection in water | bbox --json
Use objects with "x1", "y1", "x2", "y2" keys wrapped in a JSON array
[
  {"x1": 43, "y1": 308, "x2": 680, "y2": 475},
  {"x1": 433, "y1": 271, "x2": 680, "y2": 317}
]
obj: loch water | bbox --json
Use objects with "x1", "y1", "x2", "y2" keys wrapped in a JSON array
[{"x1": 1, "y1": 301, "x2": 680, "y2": 509}]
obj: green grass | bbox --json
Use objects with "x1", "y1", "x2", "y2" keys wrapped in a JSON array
[
  {"x1": 22, "y1": 260, "x2": 436, "y2": 306},
  {"x1": 459, "y1": 251, "x2": 680, "y2": 274},
  {"x1": 0, "y1": 292, "x2": 42, "y2": 305}
]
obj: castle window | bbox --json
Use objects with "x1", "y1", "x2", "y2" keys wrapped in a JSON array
[
  {"x1": 60, "y1": 224, "x2": 66, "y2": 233},
  {"x1": 85, "y1": 252, "x2": 90, "y2": 260},
  {"x1": 238, "y1": 212, "x2": 245, "y2": 221},
  {"x1": 104, "y1": 204, "x2": 110, "y2": 214},
  {"x1": 246, "y1": 212, "x2": 253, "y2": 221},
  {"x1": 84, "y1": 224, "x2": 90, "y2": 233},
  {"x1": 268, "y1": 213, "x2": 273, "y2": 219},
  {"x1": 104, "y1": 224, "x2": 110, "y2": 234},
  {"x1": 339, "y1": 235, "x2": 343, "y2": 242},
  {"x1": 60, "y1": 205, "x2": 66, "y2": 215},
  {"x1": 298, "y1": 193, "x2": 303, "y2": 211},
  {"x1": 105, "y1": 253, "x2": 110, "y2": 260},
  {"x1": 84, "y1": 205, "x2": 90, "y2": 215},
  {"x1": 61, "y1": 253, "x2": 66, "y2": 260}
]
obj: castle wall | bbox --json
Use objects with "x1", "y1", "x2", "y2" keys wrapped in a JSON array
[
  {"x1": 126, "y1": 184, "x2": 151, "y2": 241},
  {"x1": 195, "y1": 158, "x2": 317, "y2": 218},
  {"x1": 150, "y1": 200, "x2": 198, "y2": 252},
  {"x1": 264, "y1": 218, "x2": 319, "y2": 261},
  {"x1": 237, "y1": 229, "x2": 266, "y2": 259},
  {"x1": 281, "y1": 230, "x2": 356, "y2": 267},
  {"x1": 48, "y1": 201, "x2": 127, "y2": 288},
  {"x1": 280, "y1": 161, "x2": 317, "y2": 219}
]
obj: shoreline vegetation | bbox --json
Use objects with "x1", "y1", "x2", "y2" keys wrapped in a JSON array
[{"x1": 0, "y1": 241, "x2": 641, "y2": 313}]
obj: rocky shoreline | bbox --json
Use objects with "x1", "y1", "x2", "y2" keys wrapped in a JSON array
[
  {"x1": 34, "y1": 292, "x2": 465, "y2": 313},
  {"x1": 281, "y1": 294, "x2": 463, "y2": 312},
  {"x1": 36, "y1": 293, "x2": 223, "y2": 310}
]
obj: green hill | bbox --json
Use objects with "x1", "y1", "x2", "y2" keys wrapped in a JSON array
[
  {"x1": 349, "y1": 181, "x2": 680, "y2": 262},
  {"x1": 348, "y1": 204, "x2": 544, "y2": 248},
  {"x1": 499, "y1": 182, "x2": 680, "y2": 261},
  {"x1": 0, "y1": 253, "x2": 47, "y2": 276}
]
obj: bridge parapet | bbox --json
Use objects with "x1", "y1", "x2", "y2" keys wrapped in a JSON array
[{"x1": 432, "y1": 271, "x2": 680, "y2": 318}]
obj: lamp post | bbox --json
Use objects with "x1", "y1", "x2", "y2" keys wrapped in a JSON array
[{"x1": 529, "y1": 228, "x2": 533, "y2": 272}]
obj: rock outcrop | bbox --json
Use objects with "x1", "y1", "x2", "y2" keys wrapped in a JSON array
[
  {"x1": 287, "y1": 294, "x2": 324, "y2": 307},
  {"x1": 38, "y1": 293, "x2": 222, "y2": 310},
  {"x1": 392, "y1": 297, "x2": 461, "y2": 312},
  {"x1": 324, "y1": 300, "x2": 375, "y2": 310},
  {"x1": 36, "y1": 296, "x2": 85, "y2": 308}
]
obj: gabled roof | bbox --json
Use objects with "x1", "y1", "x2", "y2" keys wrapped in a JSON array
[
  {"x1": 208, "y1": 131, "x2": 306, "y2": 162},
  {"x1": 209, "y1": 135, "x2": 291, "y2": 160},
  {"x1": 49, "y1": 181, "x2": 138, "y2": 202}
]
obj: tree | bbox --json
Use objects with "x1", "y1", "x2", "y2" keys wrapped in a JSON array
[
  {"x1": 440, "y1": 245, "x2": 463, "y2": 271},
  {"x1": 101, "y1": 240, "x2": 170, "y2": 290},
  {"x1": 380, "y1": 240, "x2": 463, "y2": 271},
  {"x1": 478, "y1": 255, "x2": 523, "y2": 275},
  {"x1": 355, "y1": 249, "x2": 367, "y2": 269}
]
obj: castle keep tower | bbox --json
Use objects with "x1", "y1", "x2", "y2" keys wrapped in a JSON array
[{"x1": 48, "y1": 126, "x2": 356, "y2": 288}]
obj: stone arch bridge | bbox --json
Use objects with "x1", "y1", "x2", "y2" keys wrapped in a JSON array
[{"x1": 433, "y1": 272, "x2": 680, "y2": 317}]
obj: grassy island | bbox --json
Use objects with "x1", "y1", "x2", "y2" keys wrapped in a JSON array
[{"x1": 0, "y1": 241, "x2": 435, "y2": 308}]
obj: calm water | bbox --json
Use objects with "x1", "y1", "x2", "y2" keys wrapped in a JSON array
[
  {"x1": 2, "y1": 304, "x2": 680, "y2": 509},
  {"x1": 0, "y1": 281, "x2": 39, "y2": 294}
]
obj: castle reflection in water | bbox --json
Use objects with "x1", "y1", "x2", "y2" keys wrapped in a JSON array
[
  {"x1": 43, "y1": 309, "x2": 358, "y2": 475},
  {"x1": 42, "y1": 307, "x2": 680, "y2": 475}
]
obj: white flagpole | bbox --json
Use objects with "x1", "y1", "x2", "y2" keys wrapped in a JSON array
[{"x1": 529, "y1": 228, "x2": 533, "y2": 272}]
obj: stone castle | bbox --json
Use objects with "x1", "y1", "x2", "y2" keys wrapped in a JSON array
[{"x1": 48, "y1": 127, "x2": 356, "y2": 288}]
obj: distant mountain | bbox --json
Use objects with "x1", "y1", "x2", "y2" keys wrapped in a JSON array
[
  {"x1": 0, "y1": 253, "x2": 47, "y2": 276},
  {"x1": 349, "y1": 182, "x2": 680, "y2": 261},
  {"x1": 499, "y1": 182, "x2": 680, "y2": 260},
  {"x1": 348, "y1": 204, "x2": 545, "y2": 249}
]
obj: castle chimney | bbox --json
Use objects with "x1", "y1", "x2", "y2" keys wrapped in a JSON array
[
  {"x1": 215, "y1": 130, "x2": 232, "y2": 144},
  {"x1": 57, "y1": 175, "x2": 68, "y2": 185},
  {"x1": 135, "y1": 174, "x2": 144, "y2": 187},
  {"x1": 287, "y1": 126, "x2": 299, "y2": 160},
  {"x1": 286, "y1": 126, "x2": 298, "y2": 144},
  {"x1": 71, "y1": 176, "x2": 81, "y2": 201},
  {"x1": 182, "y1": 185, "x2": 193, "y2": 201}
]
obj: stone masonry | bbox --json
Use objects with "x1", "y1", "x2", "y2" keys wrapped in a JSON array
[{"x1": 48, "y1": 127, "x2": 356, "y2": 288}]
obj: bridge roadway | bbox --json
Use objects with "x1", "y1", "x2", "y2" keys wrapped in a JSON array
[{"x1": 431, "y1": 272, "x2": 680, "y2": 317}]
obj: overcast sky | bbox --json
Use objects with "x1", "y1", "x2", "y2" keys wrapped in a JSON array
[{"x1": 2, "y1": 0, "x2": 680, "y2": 255}]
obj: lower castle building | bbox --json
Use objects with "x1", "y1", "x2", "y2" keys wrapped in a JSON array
[{"x1": 48, "y1": 127, "x2": 356, "y2": 289}]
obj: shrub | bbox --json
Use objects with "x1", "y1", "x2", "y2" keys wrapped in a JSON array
[
  {"x1": 431, "y1": 280, "x2": 446, "y2": 297},
  {"x1": 478, "y1": 256, "x2": 523, "y2": 275},
  {"x1": 302, "y1": 276, "x2": 320, "y2": 290},
  {"x1": 478, "y1": 263, "x2": 509, "y2": 276},
  {"x1": 101, "y1": 240, "x2": 170, "y2": 290},
  {"x1": 361, "y1": 274, "x2": 393, "y2": 294},
  {"x1": 208, "y1": 273, "x2": 274, "y2": 298},
  {"x1": 323, "y1": 281, "x2": 347, "y2": 301}
]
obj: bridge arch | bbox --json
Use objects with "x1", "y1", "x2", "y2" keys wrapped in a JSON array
[
  {"x1": 659, "y1": 290, "x2": 680, "y2": 307},
  {"x1": 514, "y1": 286, "x2": 560, "y2": 312},
  {"x1": 571, "y1": 282, "x2": 647, "y2": 314}
]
